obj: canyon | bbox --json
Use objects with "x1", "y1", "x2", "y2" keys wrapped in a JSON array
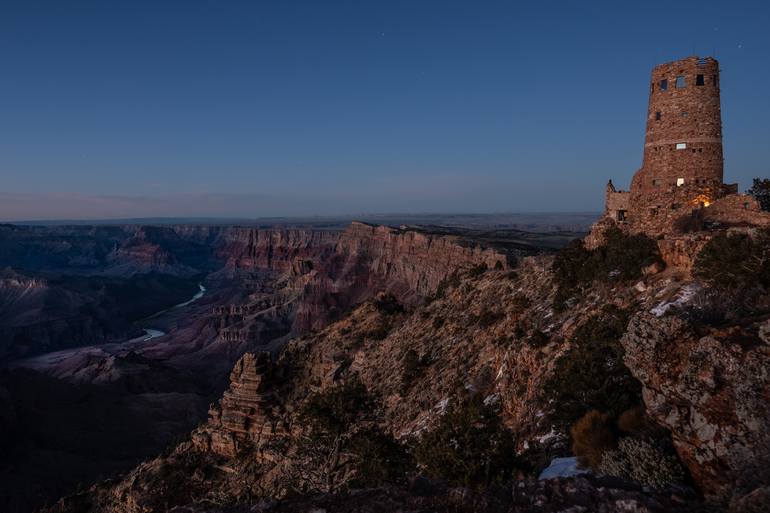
[
  {"x1": 3, "y1": 215, "x2": 770, "y2": 513},
  {"x1": 0, "y1": 219, "x2": 567, "y2": 513}
]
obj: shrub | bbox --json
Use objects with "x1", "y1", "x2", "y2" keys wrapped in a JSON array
[
  {"x1": 570, "y1": 410, "x2": 616, "y2": 469},
  {"x1": 348, "y1": 427, "x2": 411, "y2": 487},
  {"x1": 373, "y1": 294, "x2": 405, "y2": 315},
  {"x1": 748, "y1": 177, "x2": 770, "y2": 211},
  {"x1": 468, "y1": 263, "x2": 489, "y2": 278},
  {"x1": 435, "y1": 273, "x2": 461, "y2": 298},
  {"x1": 526, "y1": 329, "x2": 549, "y2": 348},
  {"x1": 552, "y1": 228, "x2": 662, "y2": 309},
  {"x1": 294, "y1": 378, "x2": 409, "y2": 493},
  {"x1": 366, "y1": 323, "x2": 391, "y2": 341},
  {"x1": 511, "y1": 293, "x2": 531, "y2": 312},
  {"x1": 617, "y1": 406, "x2": 646, "y2": 435},
  {"x1": 599, "y1": 437, "x2": 685, "y2": 489},
  {"x1": 477, "y1": 309, "x2": 503, "y2": 327},
  {"x1": 693, "y1": 231, "x2": 770, "y2": 290},
  {"x1": 543, "y1": 306, "x2": 642, "y2": 430},
  {"x1": 401, "y1": 349, "x2": 426, "y2": 393},
  {"x1": 300, "y1": 377, "x2": 375, "y2": 435},
  {"x1": 414, "y1": 394, "x2": 523, "y2": 488}
]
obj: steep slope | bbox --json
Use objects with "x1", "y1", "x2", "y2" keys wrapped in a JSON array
[{"x1": 50, "y1": 230, "x2": 770, "y2": 513}]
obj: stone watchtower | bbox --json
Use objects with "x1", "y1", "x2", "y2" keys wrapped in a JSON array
[
  {"x1": 591, "y1": 55, "x2": 770, "y2": 251},
  {"x1": 603, "y1": 56, "x2": 740, "y2": 234}
]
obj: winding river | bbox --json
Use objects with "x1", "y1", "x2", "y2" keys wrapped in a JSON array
[{"x1": 140, "y1": 283, "x2": 207, "y2": 340}]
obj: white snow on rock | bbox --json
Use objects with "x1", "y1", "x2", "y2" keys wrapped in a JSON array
[
  {"x1": 538, "y1": 456, "x2": 590, "y2": 480},
  {"x1": 651, "y1": 283, "x2": 700, "y2": 317}
]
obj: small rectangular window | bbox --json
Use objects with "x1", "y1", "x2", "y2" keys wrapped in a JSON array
[
  {"x1": 713, "y1": 75, "x2": 718, "y2": 86},
  {"x1": 659, "y1": 79, "x2": 668, "y2": 91},
  {"x1": 677, "y1": 178, "x2": 685, "y2": 186},
  {"x1": 676, "y1": 143, "x2": 687, "y2": 150},
  {"x1": 681, "y1": 111, "x2": 688, "y2": 117},
  {"x1": 652, "y1": 179, "x2": 662, "y2": 186},
  {"x1": 696, "y1": 74, "x2": 705, "y2": 86},
  {"x1": 655, "y1": 111, "x2": 661, "y2": 121},
  {"x1": 676, "y1": 75, "x2": 686, "y2": 88}
]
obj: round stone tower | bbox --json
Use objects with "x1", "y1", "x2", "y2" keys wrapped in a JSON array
[
  {"x1": 628, "y1": 56, "x2": 726, "y2": 231},
  {"x1": 632, "y1": 56, "x2": 722, "y2": 193}
]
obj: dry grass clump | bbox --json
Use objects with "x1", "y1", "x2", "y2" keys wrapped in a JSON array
[{"x1": 570, "y1": 410, "x2": 616, "y2": 469}]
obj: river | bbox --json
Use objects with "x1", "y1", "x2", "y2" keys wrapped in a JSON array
[{"x1": 140, "y1": 283, "x2": 207, "y2": 340}]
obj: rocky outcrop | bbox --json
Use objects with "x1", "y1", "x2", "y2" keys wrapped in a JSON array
[
  {"x1": 621, "y1": 312, "x2": 770, "y2": 499},
  {"x1": 216, "y1": 228, "x2": 339, "y2": 274},
  {"x1": 193, "y1": 352, "x2": 288, "y2": 458},
  {"x1": 159, "y1": 476, "x2": 705, "y2": 513}
]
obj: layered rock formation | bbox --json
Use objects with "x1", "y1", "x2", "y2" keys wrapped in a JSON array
[
  {"x1": 47, "y1": 232, "x2": 770, "y2": 512},
  {"x1": 194, "y1": 352, "x2": 288, "y2": 458},
  {"x1": 622, "y1": 312, "x2": 770, "y2": 499}
]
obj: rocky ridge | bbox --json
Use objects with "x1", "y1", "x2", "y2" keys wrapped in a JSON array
[{"x1": 49, "y1": 240, "x2": 770, "y2": 512}]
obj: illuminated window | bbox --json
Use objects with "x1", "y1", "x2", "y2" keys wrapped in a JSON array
[
  {"x1": 677, "y1": 178, "x2": 685, "y2": 186},
  {"x1": 676, "y1": 143, "x2": 687, "y2": 150}
]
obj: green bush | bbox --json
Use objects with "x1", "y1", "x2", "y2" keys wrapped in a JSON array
[
  {"x1": 467, "y1": 263, "x2": 489, "y2": 278},
  {"x1": 748, "y1": 177, "x2": 770, "y2": 211},
  {"x1": 414, "y1": 394, "x2": 523, "y2": 488},
  {"x1": 476, "y1": 309, "x2": 503, "y2": 327},
  {"x1": 401, "y1": 349, "x2": 428, "y2": 393},
  {"x1": 348, "y1": 427, "x2": 411, "y2": 487},
  {"x1": 435, "y1": 273, "x2": 461, "y2": 298},
  {"x1": 300, "y1": 377, "x2": 375, "y2": 435},
  {"x1": 295, "y1": 377, "x2": 410, "y2": 492},
  {"x1": 693, "y1": 231, "x2": 770, "y2": 290},
  {"x1": 552, "y1": 228, "x2": 662, "y2": 310},
  {"x1": 526, "y1": 329, "x2": 549, "y2": 348},
  {"x1": 373, "y1": 294, "x2": 405, "y2": 315},
  {"x1": 543, "y1": 306, "x2": 642, "y2": 430}
]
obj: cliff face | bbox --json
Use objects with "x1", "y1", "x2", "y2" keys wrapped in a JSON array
[
  {"x1": 622, "y1": 312, "x2": 770, "y2": 498},
  {"x1": 51, "y1": 239, "x2": 770, "y2": 512}
]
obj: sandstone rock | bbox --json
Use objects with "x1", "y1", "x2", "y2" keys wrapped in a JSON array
[
  {"x1": 621, "y1": 312, "x2": 770, "y2": 498},
  {"x1": 194, "y1": 352, "x2": 287, "y2": 459}
]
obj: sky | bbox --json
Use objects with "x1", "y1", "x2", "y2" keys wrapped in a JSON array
[{"x1": 1, "y1": 0, "x2": 769, "y2": 221}]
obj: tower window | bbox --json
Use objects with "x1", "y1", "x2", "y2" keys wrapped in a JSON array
[
  {"x1": 676, "y1": 75, "x2": 686, "y2": 88},
  {"x1": 681, "y1": 111, "x2": 688, "y2": 117},
  {"x1": 659, "y1": 79, "x2": 668, "y2": 91},
  {"x1": 655, "y1": 111, "x2": 661, "y2": 121},
  {"x1": 696, "y1": 74, "x2": 705, "y2": 86},
  {"x1": 677, "y1": 178, "x2": 685, "y2": 186},
  {"x1": 652, "y1": 178, "x2": 662, "y2": 186},
  {"x1": 676, "y1": 143, "x2": 687, "y2": 150},
  {"x1": 713, "y1": 75, "x2": 718, "y2": 86}
]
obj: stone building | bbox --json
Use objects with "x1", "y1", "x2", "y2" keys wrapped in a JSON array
[{"x1": 596, "y1": 56, "x2": 767, "y2": 240}]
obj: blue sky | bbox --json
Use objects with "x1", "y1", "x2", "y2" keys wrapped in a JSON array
[{"x1": 1, "y1": 0, "x2": 769, "y2": 220}]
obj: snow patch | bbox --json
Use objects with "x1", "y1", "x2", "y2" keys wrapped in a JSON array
[
  {"x1": 536, "y1": 429, "x2": 558, "y2": 444},
  {"x1": 538, "y1": 457, "x2": 589, "y2": 480},
  {"x1": 651, "y1": 283, "x2": 700, "y2": 317}
]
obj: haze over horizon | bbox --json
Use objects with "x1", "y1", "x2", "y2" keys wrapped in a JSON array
[{"x1": 2, "y1": 0, "x2": 769, "y2": 221}]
